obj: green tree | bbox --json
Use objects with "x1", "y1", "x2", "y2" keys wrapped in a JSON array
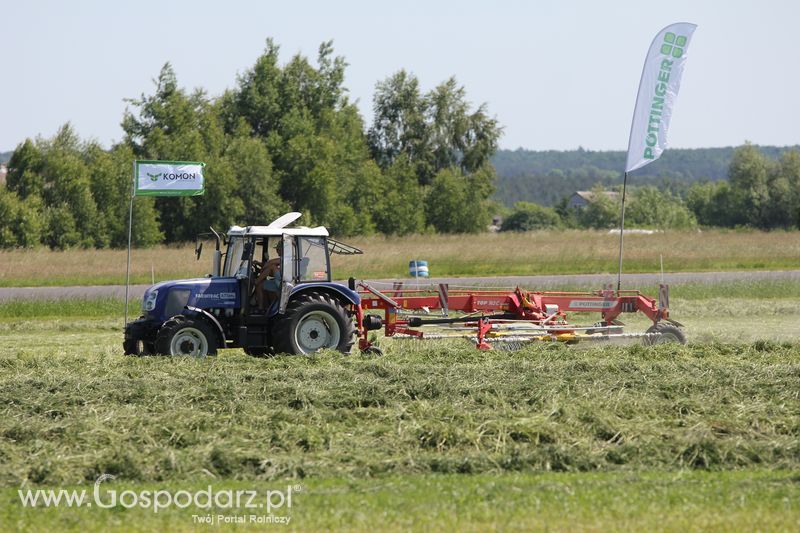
[
  {"x1": 554, "y1": 196, "x2": 579, "y2": 228},
  {"x1": 224, "y1": 40, "x2": 378, "y2": 234},
  {"x1": 0, "y1": 189, "x2": 43, "y2": 247},
  {"x1": 500, "y1": 202, "x2": 562, "y2": 232},
  {"x1": 426, "y1": 78, "x2": 500, "y2": 178},
  {"x1": 45, "y1": 204, "x2": 82, "y2": 249},
  {"x1": 577, "y1": 188, "x2": 620, "y2": 229},
  {"x1": 626, "y1": 187, "x2": 696, "y2": 229},
  {"x1": 368, "y1": 71, "x2": 502, "y2": 186},
  {"x1": 5, "y1": 138, "x2": 44, "y2": 199},
  {"x1": 123, "y1": 63, "x2": 217, "y2": 160},
  {"x1": 728, "y1": 143, "x2": 772, "y2": 228},
  {"x1": 685, "y1": 181, "x2": 744, "y2": 227},
  {"x1": 223, "y1": 134, "x2": 286, "y2": 225},
  {"x1": 768, "y1": 149, "x2": 800, "y2": 228},
  {"x1": 369, "y1": 71, "x2": 501, "y2": 234},
  {"x1": 8, "y1": 124, "x2": 108, "y2": 248},
  {"x1": 368, "y1": 70, "x2": 430, "y2": 179},
  {"x1": 425, "y1": 167, "x2": 492, "y2": 233},
  {"x1": 371, "y1": 160, "x2": 426, "y2": 235},
  {"x1": 223, "y1": 39, "x2": 283, "y2": 138}
]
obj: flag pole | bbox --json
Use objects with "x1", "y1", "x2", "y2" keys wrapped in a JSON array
[
  {"x1": 124, "y1": 163, "x2": 135, "y2": 327},
  {"x1": 616, "y1": 171, "x2": 628, "y2": 292}
]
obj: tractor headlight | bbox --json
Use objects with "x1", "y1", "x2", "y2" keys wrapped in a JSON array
[{"x1": 143, "y1": 290, "x2": 159, "y2": 312}]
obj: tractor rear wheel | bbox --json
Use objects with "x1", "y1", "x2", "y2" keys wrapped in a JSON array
[
  {"x1": 155, "y1": 315, "x2": 218, "y2": 356},
  {"x1": 272, "y1": 292, "x2": 356, "y2": 355},
  {"x1": 643, "y1": 323, "x2": 686, "y2": 345}
]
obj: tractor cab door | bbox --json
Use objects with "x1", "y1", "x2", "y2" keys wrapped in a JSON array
[
  {"x1": 238, "y1": 240, "x2": 256, "y2": 314},
  {"x1": 278, "y1": 234, "x2": 295, "y2": 314}
]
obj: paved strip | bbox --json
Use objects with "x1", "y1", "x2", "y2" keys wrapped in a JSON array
[{"x1": 1, "y1": 270, "x2": 798, "y2": 302}]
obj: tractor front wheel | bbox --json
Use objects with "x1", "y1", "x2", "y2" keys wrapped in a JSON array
[
  {"x1": 123, "y1": 338, "x2": 153, "y2": 356},
  {"x1": 272, "y1": 292, "x2": 356, "y2": 355},
  {"x1": 155, "y1": 315, "x2": 218, "y2": 356},
  {"x1": 123, "y1": 338, "x2": 138, "y2": 355}
]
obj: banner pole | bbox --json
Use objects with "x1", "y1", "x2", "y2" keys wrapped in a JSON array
[
  {"x1": 616, "y1": 171, "x2": 629, "y2": 292},
  {"x1": 124, "y1": 163, "x2": 135, "y2": 328}
]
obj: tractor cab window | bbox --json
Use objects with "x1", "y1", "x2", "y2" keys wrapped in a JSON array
[
  {"x1": 224, "y1": 237, "x2": 249, "y2": 278},
  {"x1": 297, "y1": 237, "x2": 330, "y2": 282}
]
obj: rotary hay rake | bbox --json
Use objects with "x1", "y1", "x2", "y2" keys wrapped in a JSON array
[{"x1": 354, "y1": 281, "x2": 685, "y2": 351}]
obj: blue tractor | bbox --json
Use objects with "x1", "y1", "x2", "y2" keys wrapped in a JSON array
[{"x1": 123, "y1": 213, "x2": 364, "y2": 356}]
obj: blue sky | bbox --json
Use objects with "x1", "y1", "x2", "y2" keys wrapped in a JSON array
[{"x1": 2, "y1": 0, "x2": 798, "y2": 152}]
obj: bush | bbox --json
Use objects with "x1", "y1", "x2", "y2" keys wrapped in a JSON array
[
  {"x1": 500, "y1": 202, "x2": 561, "y2": 231},
  {"x1": 45, "y1": 204, "x2": 83, "y2": 249},
  {"x1": 0, "y1": 189, "x2": 44, "y2": 247},
  {"x1": 425, "y1": 168, "x2": 491, "y2": 234},
  {"x1": 626, "y1": 187, "x2": 696, "y2": 229},
  {"x1": 577, "y1": 189, "x2": 620, "y2": 229}
]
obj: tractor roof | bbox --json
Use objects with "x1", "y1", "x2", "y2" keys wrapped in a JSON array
[
  {"x1": 227, "y1": 225, "x2": 329, "y2": 238},
  {"x1": 227, "y1": 212, "x2": 328, "y2": 238}
]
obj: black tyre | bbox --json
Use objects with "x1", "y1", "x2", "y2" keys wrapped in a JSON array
[
  {"x1": 123, "y1": 338, "x2": 140, "y2": 355},
  {"x1": 155, "y1": 315, "x2": 218, "y2": 356},
  {"x1": 272, "y1": 292, "x2": 356, "y2": 355},
  {"x1": 123, "y1": 338, "x2": 154, "y2": 356},
  {"x1": 643, "y1": 323, "x2": 686, "y2": 345}
]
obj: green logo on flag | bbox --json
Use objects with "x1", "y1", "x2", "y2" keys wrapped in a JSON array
[
  {"x1": 147, "y1": 172, "x2": 162, "y2": 182},
  {"x1": 661, "y1": 33, "x2": 687, "y2": 58}
]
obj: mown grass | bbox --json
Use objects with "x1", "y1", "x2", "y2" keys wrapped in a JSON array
[
  {"x1": 1, "y1": 229, "x2": 798, "y2": 286},
  {"x1": 1, "y1": 331, "x2": 799, "y2": 485},
  {"x1": 2, "y1": 333, "x2": 800, "y2": 530},
  {"x1": 1, "y1": 301, "x2": 799, "y2": 529},
  {"x1": 4, "y1": 471, "x2": 799, "y2": 531}
]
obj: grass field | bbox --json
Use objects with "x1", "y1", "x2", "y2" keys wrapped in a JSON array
[
  {"x1": 1, "y1": 230, "x2": 798, "y2": 530},
  {"x1": 1, "y1": 283, "x2": 799, "y2": 530},
  {"x1": 4, "y1": 471, "x2": 799, "y2": 531},
  {"x1": 3, "y1": 327, "x2": 799, "y2": 485},
  {"x1": 0, "y1": 229, "x2": 798, "y2": 286}
]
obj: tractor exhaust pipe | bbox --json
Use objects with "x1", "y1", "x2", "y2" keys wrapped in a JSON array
[{"x1": 210, "y1": 227, "x2": 222, "y2": 277}]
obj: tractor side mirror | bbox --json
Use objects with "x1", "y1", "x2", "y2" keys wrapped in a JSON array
[{"x1": 195, "y1": 242, "x2": 203, "y2": 261}]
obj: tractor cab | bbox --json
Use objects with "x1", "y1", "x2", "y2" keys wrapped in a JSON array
[{"x1": 223, "y1": 225, "x2": 334, "y2": 315}]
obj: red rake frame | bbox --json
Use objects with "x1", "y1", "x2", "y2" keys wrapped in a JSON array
[{"x1": 355, "y1": 282, "x2": 672, "y2": 351}]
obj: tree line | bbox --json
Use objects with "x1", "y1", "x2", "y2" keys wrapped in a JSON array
[
  {"x1": 0, "y1": 39, "x2": 501, "y2": 248},
  {"x1": 500, "y1": 144, "x2": 800, "y2": 232},
  {"x1": 491, "y1": 145, "x2": 800, "y2": 208}
]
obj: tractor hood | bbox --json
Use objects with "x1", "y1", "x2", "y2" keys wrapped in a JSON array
[{"x1": 142, "y1": 277, "x2": 240, "y2": 321}]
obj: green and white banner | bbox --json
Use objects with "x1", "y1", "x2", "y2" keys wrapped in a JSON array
[
  {"x1": 134, "y1": 160, "x2": 205, "y2": 197},
  {"x1": 625, "y1": 22, "x2": 697, "y2": 173}
]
